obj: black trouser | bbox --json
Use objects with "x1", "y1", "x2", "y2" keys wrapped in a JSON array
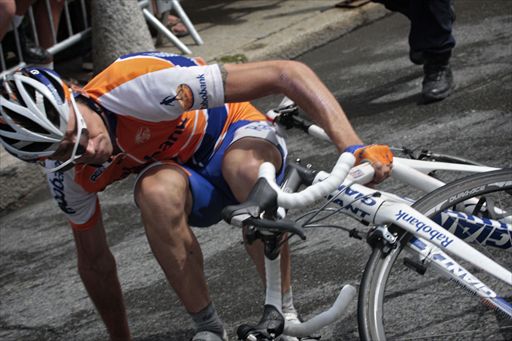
[{"x1": 374, "y1": 0, "x2": 455, "y2": 59}]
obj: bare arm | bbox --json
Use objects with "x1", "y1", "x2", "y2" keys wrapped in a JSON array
[
  {"x1": 223, "y1": 60, "x2": 363, "y2": 152},
  {"x1": 72, "y1": 218, "x2": 131, "y2": 341}
]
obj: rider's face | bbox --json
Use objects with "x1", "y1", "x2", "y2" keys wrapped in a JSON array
[{"x1": 50, "y1": 99, "x2": 113, "y2": 169}]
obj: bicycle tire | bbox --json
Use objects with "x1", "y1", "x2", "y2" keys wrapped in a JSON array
[{"x1": 358, "y1": 169, "x2": 512, "y2": 340}]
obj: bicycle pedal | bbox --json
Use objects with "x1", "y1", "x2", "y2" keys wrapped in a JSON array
[{"x1": 403, "y1": 257, "x2": 427, "y2": 275}]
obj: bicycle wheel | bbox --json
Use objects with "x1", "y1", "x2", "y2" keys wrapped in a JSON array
[{"x1": 358, "y1": 169, "x2": 512, "y2": 340}]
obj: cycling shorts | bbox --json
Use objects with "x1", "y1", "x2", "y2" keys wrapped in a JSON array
[{"x1": 134, "y1": 120, "x2": 287, "y2": 227}]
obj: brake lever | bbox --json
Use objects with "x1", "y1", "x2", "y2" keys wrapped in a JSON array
[
  {"x1": 246, "y1": 217, "x2": 306, "y2": 240},
  {"x1": 222, "y1": 177, "x2": 279, "y2": 226},
  {"x1": 276, "y1": 105, "x2": 298, "y2": 115}
]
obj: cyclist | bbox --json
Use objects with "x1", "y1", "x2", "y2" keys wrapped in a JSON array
[{"x1": 0, "y1": 52, "x2": 392, "y2": 341}]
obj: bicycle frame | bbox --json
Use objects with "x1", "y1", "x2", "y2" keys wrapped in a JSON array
[
  {"x1": 349, "y1": 160, "x2": 512, "y2": 248},
  {"x1": 229, "y1": 98, "x2": 511, "y2": 339},
  {"x1": 391, "y1": 157, "x2": 498, "y2": 192},
  {"x1": 317, "y1": 167, "x2": 512, "y2": 279},
  {"x1": 311, "y1": 161, "x2": 512, "y2": 316},
  {"x1": 239, "y1": 157, "x2": 511, "y2": 339}
]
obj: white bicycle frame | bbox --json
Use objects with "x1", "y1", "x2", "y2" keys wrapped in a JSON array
[
  {"x1": 325, "y1": 162, "x2": 511, "y2": 295},
  {"x1": 257, "y1": 156, "x2": 511, "y2": 337},
  {"x1": 251, "y1": 99, "x2": 512, "y2": 337}
]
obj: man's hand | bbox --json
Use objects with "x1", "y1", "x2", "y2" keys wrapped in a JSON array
[{"x1": 345, "y1": 144, "x2": 393, "y2": 185}]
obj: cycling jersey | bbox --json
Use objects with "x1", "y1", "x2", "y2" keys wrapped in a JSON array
[
  {"x1": 84, "y1": 51, "x2": 224, "y2": 121},
  {"x1": 44, "y1": 52, "x2": 285, "y2": 230}
]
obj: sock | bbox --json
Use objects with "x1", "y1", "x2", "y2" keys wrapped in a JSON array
[
  {"x1": 282, "y1": 287, "x2": 298, "y2": 315},
  {"x1": 190, "y1": 302, "x2": 225, "y2": 336}
]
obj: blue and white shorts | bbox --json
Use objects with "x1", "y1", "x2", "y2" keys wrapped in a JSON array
[{"x1": 136, "y1": 120, "x2": 287, "y2": 227}]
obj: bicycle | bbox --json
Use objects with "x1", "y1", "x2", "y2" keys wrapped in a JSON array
[{"x1": 221, "y1": 98, "x2": 511, "y2": 340}]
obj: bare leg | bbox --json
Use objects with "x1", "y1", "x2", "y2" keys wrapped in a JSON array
[
  {"x1": 33, "y1": 0, "x2": 65, "y2": 49},
  {"x1": 135, "y1": 164, "x2": 210, "y2": 313},
  {"x1": 0, "y1": 0, "x2": 15, "y2": 41},
  {"x1": 222, "y1": 137, "x2": 292, "y2": 292},
  {"x1": 73, "y1": 220, "x2": 131, "y2": 340}
]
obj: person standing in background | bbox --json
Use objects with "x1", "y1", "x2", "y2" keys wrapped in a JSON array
[
  {"x1": 1, "y1": 0, "x2": 64, "y2": 67},
  {"x1": 372, "y1": 0, "x2": 456, "y2": 102}
]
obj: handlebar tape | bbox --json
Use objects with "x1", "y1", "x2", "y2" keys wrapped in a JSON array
[
  {"x1": 258, "y1": 152, "x2": 355, "y2": 208},
  {"x1": 283, "y1": 285, "x2": 356, "y2": 337}
]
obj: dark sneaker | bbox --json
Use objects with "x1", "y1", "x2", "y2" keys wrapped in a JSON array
[
  {"x1": 18, "y1": 26, "x2": 52, "y2": 64},
  {"x1": 422, "y1": 63, "x2": 454, "y2": 103},
  {"x1": 191, "y1": 330, "x2": 228, "y2": 341},
  {"x1": 21, "y1": 44, "x2": 52, "y2": 64}
]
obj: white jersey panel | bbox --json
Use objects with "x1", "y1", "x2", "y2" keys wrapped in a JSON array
[
  {"x1": 96, "y1": 64, "x2": 225, "y2": 122},
  {"x1": 45, "y1": 161, "x2": 98, "y2": 225}
]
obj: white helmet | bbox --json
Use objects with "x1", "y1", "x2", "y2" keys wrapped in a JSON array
[{"x1": 0, "y1": 67, "x2": 71, "y2": 162}]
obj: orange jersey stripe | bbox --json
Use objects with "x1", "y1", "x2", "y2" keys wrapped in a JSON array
[{"x1": 84, "y1": 57, "x2": 173, "y2": 102}]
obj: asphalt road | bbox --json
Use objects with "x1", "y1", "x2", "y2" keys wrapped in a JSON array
[{"x1": 1, "y1": 1, "x2": 511, "y2": 340}]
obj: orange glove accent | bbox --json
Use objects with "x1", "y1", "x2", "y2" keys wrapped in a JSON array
[{"x1": 353, "y1": 144, "x2": 393, "y2": 166}]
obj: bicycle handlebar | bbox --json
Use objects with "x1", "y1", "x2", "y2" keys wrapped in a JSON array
[
  {"x1": 284, "y1": 285, "x2": 356, "y2": 337},
  {"x1": 258, "y1": 152, "x2": 356, "y2": 208},
  {"x1": 245, "y1": 217, "x2": 307, "y2": 240}
]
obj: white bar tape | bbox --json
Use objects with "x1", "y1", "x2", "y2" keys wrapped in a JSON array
[
  {"x1": 308, "y1": 125, "x2": 330, "y2": 142},
  {"x1": 258, "y1": 153, "x2": 355, "y2": 208},
  {"x1": 283, "y1": 285, "x2": 356, "y2": 337}
]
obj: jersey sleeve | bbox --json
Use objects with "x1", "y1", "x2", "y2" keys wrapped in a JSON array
[
  {"x1": 83, "y1": 53, "x2": 225, "y2": 122},
  {"x1": 45, "y1": 161, "x2": 100, "y2": 230}
]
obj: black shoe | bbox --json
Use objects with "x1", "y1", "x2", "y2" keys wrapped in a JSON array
[
  {"x1": 19, "y1": 33, "x2": 52, "y2": 65},
  {"x1": 21, "y1": 44, "x2": 52, "y2": 64},
  {"x1": 422, "y1": 63, "x2": 454, "y2": 103}
]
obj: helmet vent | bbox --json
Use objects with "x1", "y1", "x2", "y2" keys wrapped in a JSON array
[
  {"x1": 43, "y1": 97, "x2": 62, "y2": 127},
  {"x1": 20, "y1": 141, "x2": 53, "y2": 152},
  {"x1": 0, "y1": 122, "x2": 16, "y2": 133},
  {"x1": 1, "y1": 135, "x2": 53, "y2": 153},
  {"x1": 2, "y1": 79, "x2": 26, "y2": 107},
  {"x1": 4, "y1": 106, "x2": 49, "y2": 134},
  {"x1": 0, "y1": 135, "x2": 17, "y2": 145}
]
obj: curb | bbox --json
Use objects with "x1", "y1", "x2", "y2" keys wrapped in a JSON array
[{"x1": 244, "y1": 3, "x2": 388, "y2": 61}]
